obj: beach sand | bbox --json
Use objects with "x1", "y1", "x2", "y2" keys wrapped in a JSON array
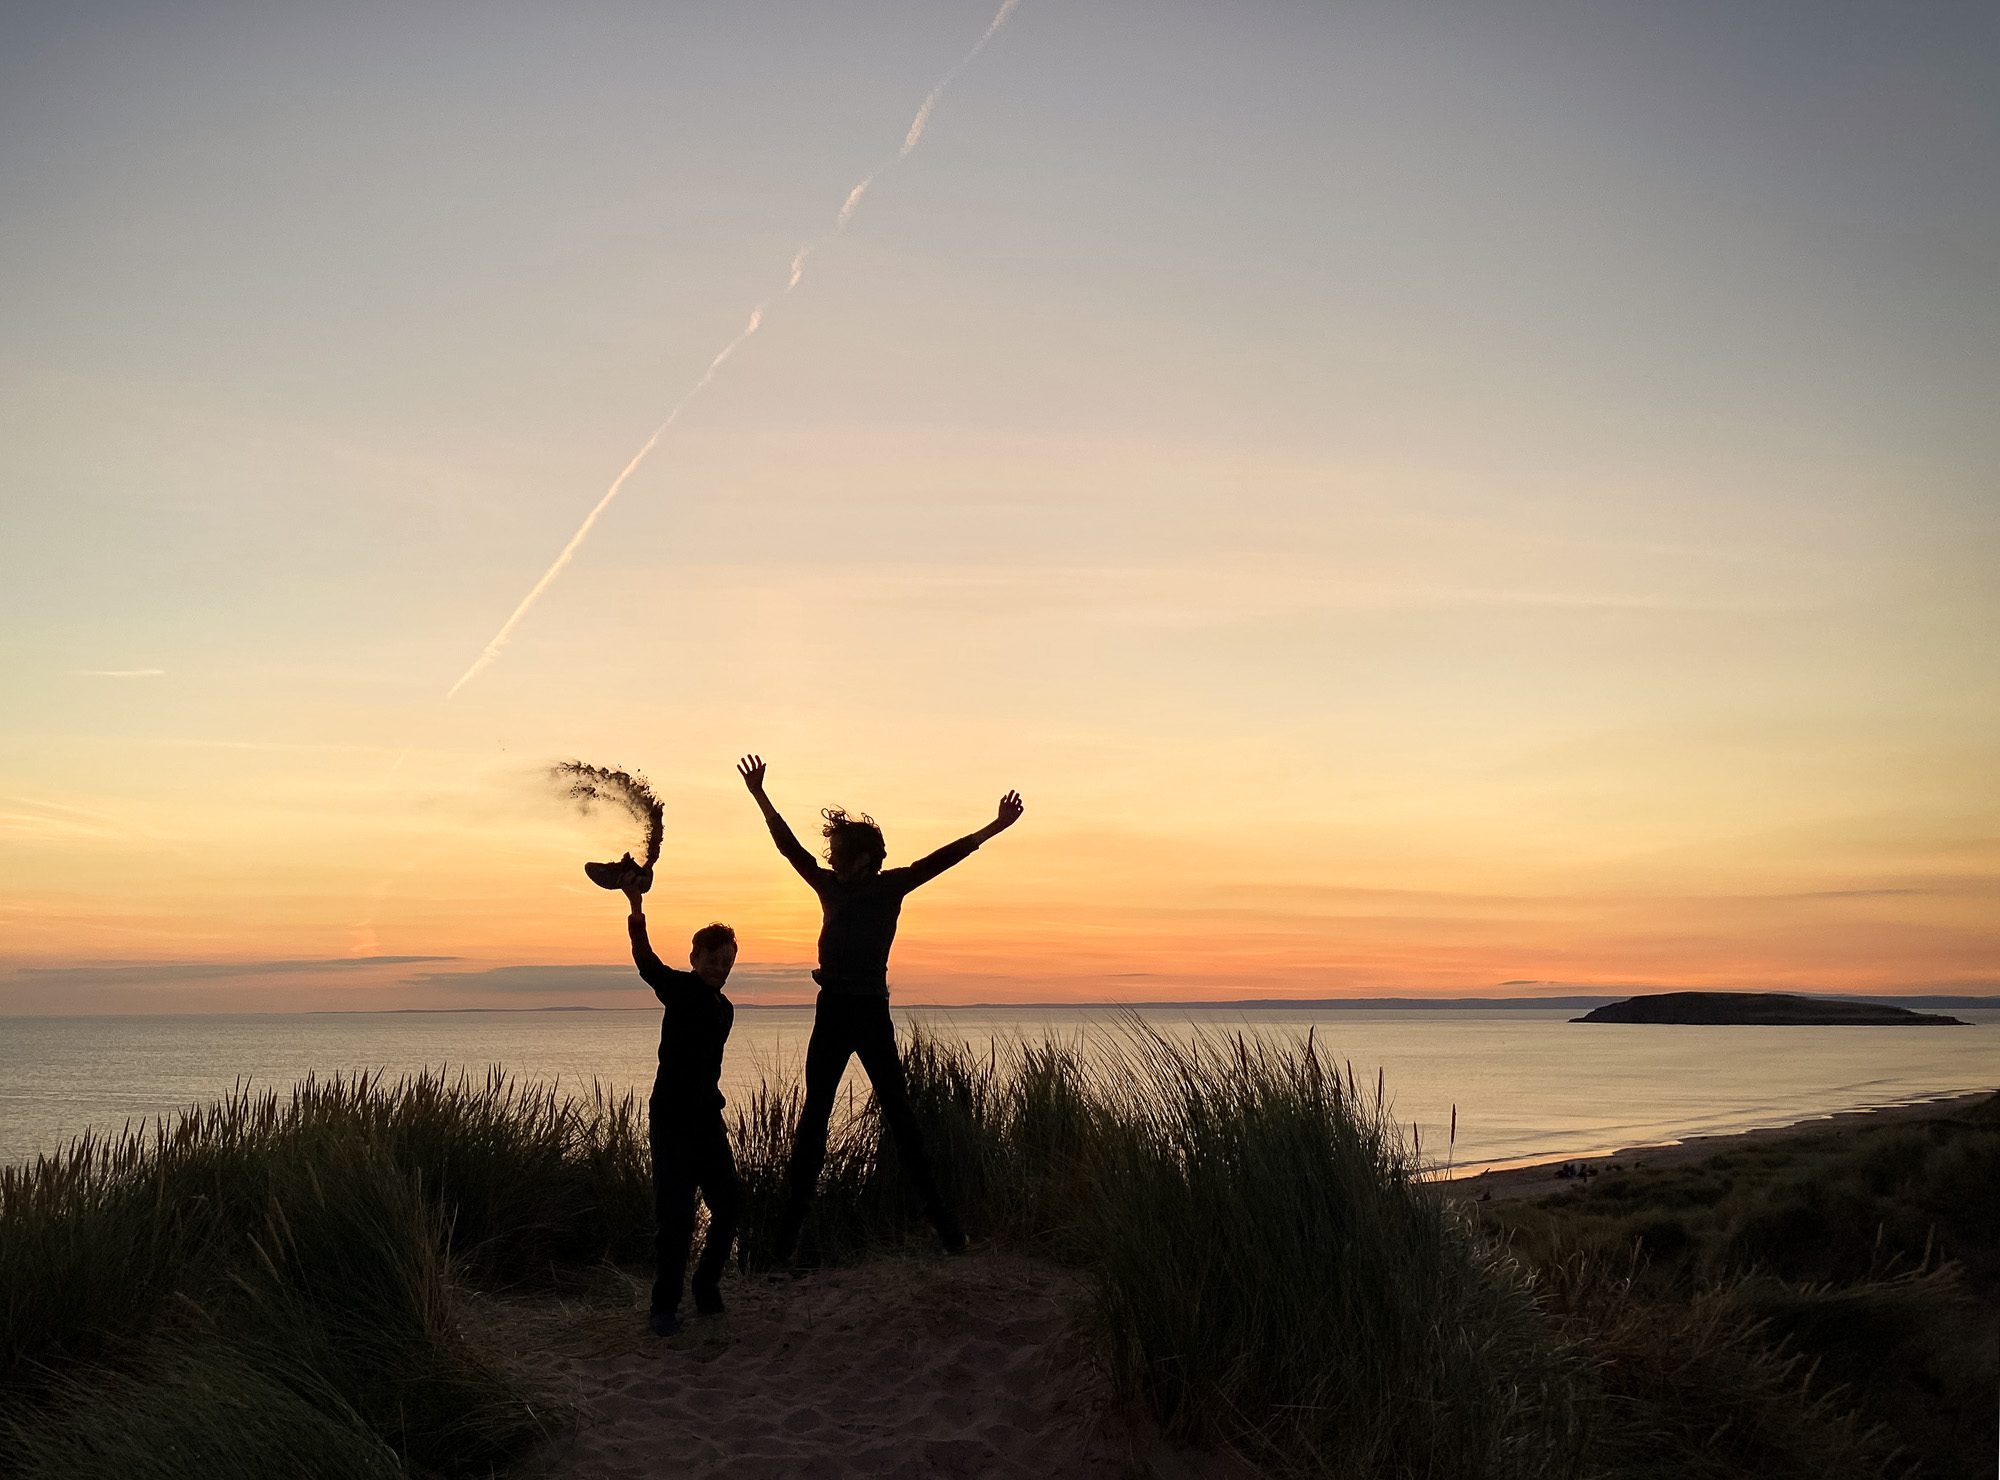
[
  {"x1": 1446, "y1": 1089, "x2": 1994, "y2": 1204},
  {"x1": 471, "y1": 1248, "x2": 1248, "y2": 1480}
]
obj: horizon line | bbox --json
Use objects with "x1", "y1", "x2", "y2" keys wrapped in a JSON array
[{"x1": 6, "y1": 990, "x2": 1996, "y2": 1019}]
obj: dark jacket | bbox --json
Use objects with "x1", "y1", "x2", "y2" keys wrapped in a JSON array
[
  {"x1": 629, "y1": 914, "x2": 733, "y2": 1112},
  {"x1": 763, "y1": 816, "x2": 979, "y2": 996}
]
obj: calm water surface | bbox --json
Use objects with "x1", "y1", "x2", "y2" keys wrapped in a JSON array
[{"x1": 3, "y1": 1006, "x2": 1995, "y2": 1170}]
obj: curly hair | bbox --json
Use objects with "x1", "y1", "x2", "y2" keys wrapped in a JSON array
[
  {"x1": 690, "y1": 922, "x2": 735, "y2": 954},
  {"x1": 820, "y1": 807, "x2": 886, "y2": 869}
]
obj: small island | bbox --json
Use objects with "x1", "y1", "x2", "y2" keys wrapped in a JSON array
[{"x1": 1574, "y1": 991, "x2": 1968, "y2": 1026}]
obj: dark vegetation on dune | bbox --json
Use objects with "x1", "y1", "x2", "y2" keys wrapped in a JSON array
[
  {"x1": 1483, "y1": 1091, "x2": 2000, "y2": 1480},
  {"x1": 5, "y1": 1035, "x2": 1991, "y2": 1479},
  {"x1": 1, "y1": 1074, "x2": 644, "y2": 1480}
]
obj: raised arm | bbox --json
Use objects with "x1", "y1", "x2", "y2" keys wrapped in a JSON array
[
  {"x1": 623, "y1": 890, "x2": 687, "y2": 1005},
  {"x1": 903, "y1": 790, "x2": 1025, "y2": 889},
  {"x1": 738, "y1": 754, "x2": 821, "y2": 885}
]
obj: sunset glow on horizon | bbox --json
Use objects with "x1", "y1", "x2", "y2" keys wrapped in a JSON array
[{"x1": 3, "y1": 2, "x2": 1995, "y2": 1012}]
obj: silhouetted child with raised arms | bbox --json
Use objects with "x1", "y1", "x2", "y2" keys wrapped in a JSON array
[
  {"x1": 600, "y1": 865, "x2": 742, "y2": 1336},
  {"x1": 736, "y1": 754, "x2": 1024, "y2": 1260}
]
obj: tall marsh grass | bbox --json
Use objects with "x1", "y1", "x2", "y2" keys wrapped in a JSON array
[
  {"x1": 2, "y1": 1069, "x2": 637, "y2": 1477},
  {"x1": 2, "y1": 1069, "x2": 646, "y2": 1392},
  {"x1": 729, "y1": 1023, "x2": 1580, "y2": 1476},
  {"x1": 1488, "y1": 1092, "x2": 2000, "y2": 1480},
  {"x1": 11, "y1": 1027, "x2": 1941, "y2": 1477},
  {"x1": 1070, "y1": 1032, "x2": 1577, "y2": 1476}
]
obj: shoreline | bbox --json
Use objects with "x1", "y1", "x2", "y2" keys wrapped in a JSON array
[
  {"x1": 1442, "y1": 1088, "x2": 1994, "y2": 1202},
  {"x1": 11, "y1": 1079, "x2": 1995, "y2": 1175}
]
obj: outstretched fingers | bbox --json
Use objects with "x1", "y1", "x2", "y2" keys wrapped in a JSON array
[{"x1": 737, "y1": 754, "x2": 767, "y2": 789}]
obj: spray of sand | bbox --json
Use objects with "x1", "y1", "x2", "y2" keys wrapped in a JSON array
[
  {"x1": 445, "y1": 0, "x2": 1023, "y2": 698},
  {"x1": 551, "y1": 760, "x2": 666, "y2": 867}
]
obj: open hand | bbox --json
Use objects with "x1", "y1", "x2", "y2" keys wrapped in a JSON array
[
  {"x1": 737, "y1": 754, "x2": 767, "y2": 794},
  {"x1": 995, "y1": 790, "x2": 1025, "y2": 829}
]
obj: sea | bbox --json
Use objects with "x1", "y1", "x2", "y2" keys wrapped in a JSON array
[{"x1": 3, "y1": 1005, "x2": 1995, "y2": 1172}]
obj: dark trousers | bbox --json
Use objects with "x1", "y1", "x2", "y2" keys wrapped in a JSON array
[
  {"x1": 650, "y1": 1103, "x2": 741, "y2": 1314},
  {"x1": 782, "y1": 993, "x2": 952, "y2": 1235}
]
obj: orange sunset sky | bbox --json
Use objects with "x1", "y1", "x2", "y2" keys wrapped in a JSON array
[{"x1": 3, "y1": 2, "x2": 1996, "y2": 1011}]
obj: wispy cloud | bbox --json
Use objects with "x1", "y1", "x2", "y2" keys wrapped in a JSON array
[
  {"x1": 73, "y1": 668, "x2": 165, "y2": 678},
  {"x1": 650, "y1": 561, "x2": 1816, "y2": 629},
  {"x1": 0, "y1": 797, "x2": 137, "y2": 844},
  {"x1": 12, "y1": 955, "x2": 459, "y2": 988},
  {"x1": 401, "y1": 963, "x2": 810, "y2": 997},
  {"x1": 25, "y1": 737, "x2": 413, "y2": 758}
]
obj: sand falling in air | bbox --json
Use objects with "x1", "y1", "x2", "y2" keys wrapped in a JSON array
[{"x1": 550, "y1": 761, "x2": 665, "y2": 867}]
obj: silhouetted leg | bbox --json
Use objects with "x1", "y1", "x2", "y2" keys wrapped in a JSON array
[
  {"x1": 853, "y1": 999, "x2": 962, "y2": 1249},
  {"x1": 776, "y1": 1003, "x2": 853, "y2": 1258},
  {"x1": 650, "y1": 1113, "x2": 698, "y2": 1315},
  {"x1": 692, "y1": 1117, "x2": 741, "y2": 1312}
]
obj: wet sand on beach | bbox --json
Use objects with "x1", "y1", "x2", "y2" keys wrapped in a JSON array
[{"x1": 1445, "y1": 1089, "x2": 1994, "y2": 1204}]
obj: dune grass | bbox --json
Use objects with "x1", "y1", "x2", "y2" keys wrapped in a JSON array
[
  {"x1": 8, "y1": 1032, "x2": 1976, "y2": 1478},
  {"x1": 724, "y1": 1025, "x2": 1584, "y2": 1476},
  {"x1": 1483, "y1": 1093, "x2": 2000, "y2": 1480},
  {"x1": 2, "y1": 1069, "x2": 647, "y2": 1391},
  {"x1": 10, "y1": 1341, "x2": 409, "y2": 1480},
  {"x1": 1, "y1": 1070, "x2": 635, "y2": 1478},
  {"x1": 1055, "y1": 1032, "x2": 1578, "y2": 1476}
]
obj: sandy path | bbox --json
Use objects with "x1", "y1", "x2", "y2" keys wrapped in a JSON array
[{"x1": 473, "y1": 1249, "x2": 1239, "y2": 1480}]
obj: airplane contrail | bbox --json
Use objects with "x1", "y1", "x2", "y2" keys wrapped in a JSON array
[
  {"x1": 836, "y1": 176, "x2": 875, "y2": 227},
  {"x1": 446, "y1": 0, "x2": 1022, "y2": 699},
  {"x1": 446, "y1": 305, "x2": 767, "y2": 698}
]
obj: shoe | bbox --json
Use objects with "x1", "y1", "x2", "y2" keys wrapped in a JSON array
[
  {"x1": 647, "y1": 1308, "x2": 681, "y2": 1338},
  {"x1": 585, "y1": 854, "x2": 654, "y2": 893},
  {"x1": 583, "y1": 854, "x2": 630, "y2": 889},
  {"x1": 764, "y1": 1213, "x2": 802, "y2": 1268},
  {"x1": 691, "y1": 1276, "x2": 724, "y2": 1316},
  {"x1": 933, "y1": 1209, "x2": 967, "y2": 1256}
]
